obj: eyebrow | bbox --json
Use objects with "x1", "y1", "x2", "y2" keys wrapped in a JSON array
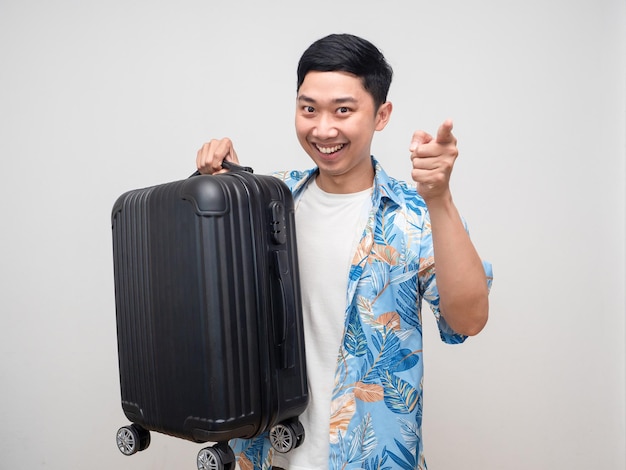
[{"x1": 297, "y1": 94, "x2": 358, "y2": 104}]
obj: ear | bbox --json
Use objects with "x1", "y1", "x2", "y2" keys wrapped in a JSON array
[{"x1": 375, "y1": 101, "x2": 393, "y2": 131}]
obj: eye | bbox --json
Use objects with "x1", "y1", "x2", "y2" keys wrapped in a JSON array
[
  {"x1": 303, "y1": 105, "x2": 315, "y2": 113},
  {"x1": 337, "y1": 106, "x2": 350, "y2": 114}
]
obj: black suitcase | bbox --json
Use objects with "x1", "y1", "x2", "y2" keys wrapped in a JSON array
[{"x1": 111, "y1": 163, "x2": 308, "y2": 469}]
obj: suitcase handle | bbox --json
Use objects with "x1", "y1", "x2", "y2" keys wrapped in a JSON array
[
  {"x1": 221, "y1": 160, "x2": 254, "y2": 173},
  {"x1": 189, "y1": 160, "x2": 254, "y2": 178},
  {"x1": 273, "y1": 250, "x2": 297, "y2": 369}
]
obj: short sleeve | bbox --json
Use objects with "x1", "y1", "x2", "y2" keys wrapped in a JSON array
[{"x1": 417, "y1": 212, "x2": 493, "y2": 344}]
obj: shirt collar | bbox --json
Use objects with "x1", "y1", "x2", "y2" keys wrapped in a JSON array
[{"x1": 292, "y1": 156, "x2": 405, "y2": 208}]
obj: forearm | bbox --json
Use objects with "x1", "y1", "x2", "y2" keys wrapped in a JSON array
[{"x1": 427, "y1": 194, "x2": 489, "y2": 336}]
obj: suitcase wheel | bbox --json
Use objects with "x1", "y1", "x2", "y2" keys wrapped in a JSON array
[
  {"x1": 197, "y1": 442, "x2": 235, "y2": 470},
  {"x1": 116, "y1": 424, "x2": 151, "y2": 456},
  {"x1": 269, "y1": 418, "x2": 305, "y2": 453}
]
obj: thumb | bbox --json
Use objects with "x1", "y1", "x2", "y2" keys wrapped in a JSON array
[{"x1": 409, "y1": 130, "x2": 432, "y2": 153}]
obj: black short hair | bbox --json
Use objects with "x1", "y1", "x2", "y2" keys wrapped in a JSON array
[{"x1": 297, "y1": 34, "x2": 393, "y2": 110}]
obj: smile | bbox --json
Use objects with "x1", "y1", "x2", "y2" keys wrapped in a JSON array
[{"x1": 316, "y1": 143, "x2": 345, "y2": 154}]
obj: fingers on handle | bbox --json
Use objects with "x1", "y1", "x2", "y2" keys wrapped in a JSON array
[{"x1": 196, "y1": 138, "x2": 239, "y2": 174}]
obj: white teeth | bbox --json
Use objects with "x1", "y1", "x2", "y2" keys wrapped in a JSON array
[{"x1": 316, "y1": 144, "x2": 344, "y2": 154}]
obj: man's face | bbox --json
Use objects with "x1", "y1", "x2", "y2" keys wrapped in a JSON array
[{"x1": 295, "y1": 71, "x2": 391, "y2": 193}]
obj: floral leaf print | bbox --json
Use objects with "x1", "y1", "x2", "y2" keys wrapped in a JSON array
[
  {"x1": 368, "y1": 261, "x2": 390, "y2": 297},
  {"x1": 364, "y1": 329, "x2": 414, "y2": 385},
  {"x1": 329, "y1": 393, "x2": 356, "y2": 444},
  {"x1": 374, "y1": 312, "x2": 402, "y2": 331},
  {"x1": 417, "y1": 256, "x2": 435, "y2": 285},
  {"x1": 238, "y1": 455, "x2": 254, "y2": 470},
  {"x1": 374, "y1": 206, "x2": 397, "y2": 244},
  {"x1": 235, "y1": 436, "x2": 266, "y2": 470},
  {"x1": 349, "y1": 264, "x2": 364, "y2": 282},
  {"x1": 403, "y1": 241, "x2": 421, "y2": 266},
  {"x1": 351, "y1": 230, "x2": 374, "y2": 271},
  {"x1": 404, "y1": 214, "x2": 425, "y2": 245},
  {"x1": 364, "y1": 310, "x2": 412, "y2": 343},
  {"x1": 372, "y1": 329, "x2": 401, "y2": 365},
  {"x1": 390, "y1": 348, "x2": 420, "y2": 373},
  {"x1": 369, "y1": 316, "x2": 414, "y2": 345},
  {"x1": 398, "y1": 418, "x2": 420, "y2": 455},
  {"x1": 388, "y1": 266, "x2": 416, "y2": 285},
  {"x1": 381, "y1": 370, "x2": 418, "y2": 414},
  {"x1": 330, "y1": 436, "x2": 345, "y2": 470},
  {"x1": 364, "y1": 452, "x2": 392, "y2": 470},
  {"x1": 354, "y1": 381, "x2": 384, "y2": 403},
  {"x1": 368, "y1": 243, "x2": 401, "y2": 266},
  {"x1": 347, "y1": 413, "x2": 377, "y2": 463},
  {"x1": 395, "y1": 280, "x2": 420, "y2": 330},
  {"x1": 344, "y1": 306, "x2": 369, "y2": 357},
  {"x1": 421, "y1": 219, "x2": 432, "y2": 237},
  {"x1": 357, "y1": 296, "x2": 375, "y2": 324},
  {"x1": 368, "y1": 328, "x2": 416, "y2": 382},
  {"x1": 359, "y1": 355, "x2": 375, "y2": 384},
  {"x1": 371, "y1": 328, "x2": 383, "y2": 352},
  {"x1": 385, "y1": 439, "x2": 417, "y2": 470}
]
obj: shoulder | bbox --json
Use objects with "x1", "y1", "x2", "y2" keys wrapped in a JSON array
[
  {"x1": 373, "y1": 160, "x2": 427, "y2": 215},
  {"x1": 272, "y1": 169, "x2": 317, "y2": 194}
]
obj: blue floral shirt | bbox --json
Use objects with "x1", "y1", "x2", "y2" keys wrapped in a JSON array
[{"x1": 232, "y1": 157, "x2": 493, "y2": 469}]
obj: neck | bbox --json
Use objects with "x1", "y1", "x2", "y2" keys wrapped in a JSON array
[{"x1": 315, "y1": 164, "x2": 375, "y2": 194}]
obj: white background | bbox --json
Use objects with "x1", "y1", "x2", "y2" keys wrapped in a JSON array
[{"x1": 1, "y1": 1, "x2": 624, "y2": 469}]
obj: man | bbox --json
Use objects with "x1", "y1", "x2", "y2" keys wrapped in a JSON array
[{"x1": 197, "y1": 33, "x2": 492, "y2": 470}]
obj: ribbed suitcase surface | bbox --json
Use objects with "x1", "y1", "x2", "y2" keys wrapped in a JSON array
[{"x1": 112, "y1": 167, "x2": 308, "y2": 468}]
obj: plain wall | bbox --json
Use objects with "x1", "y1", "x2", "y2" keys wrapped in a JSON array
[{"x1": 1, "y1": 0, "x2": 624, "y2": 468}]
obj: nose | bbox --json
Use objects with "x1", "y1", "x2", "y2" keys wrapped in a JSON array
[{"x1": 312, "y1": 114, "x2": 339, "y2": 140}]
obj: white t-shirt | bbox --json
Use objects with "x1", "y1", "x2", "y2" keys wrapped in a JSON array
[{"x1": 280, "y1": 177, "x2": 372, "y2": 470}]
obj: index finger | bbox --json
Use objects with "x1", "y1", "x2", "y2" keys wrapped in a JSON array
[{"x1": 435, "y1": 119, "x2": 455, "y2": 144}]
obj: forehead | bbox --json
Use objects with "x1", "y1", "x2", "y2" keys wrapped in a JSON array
[{"x1": 297, "y1": 71, "x2": 372, "y2": 104}]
